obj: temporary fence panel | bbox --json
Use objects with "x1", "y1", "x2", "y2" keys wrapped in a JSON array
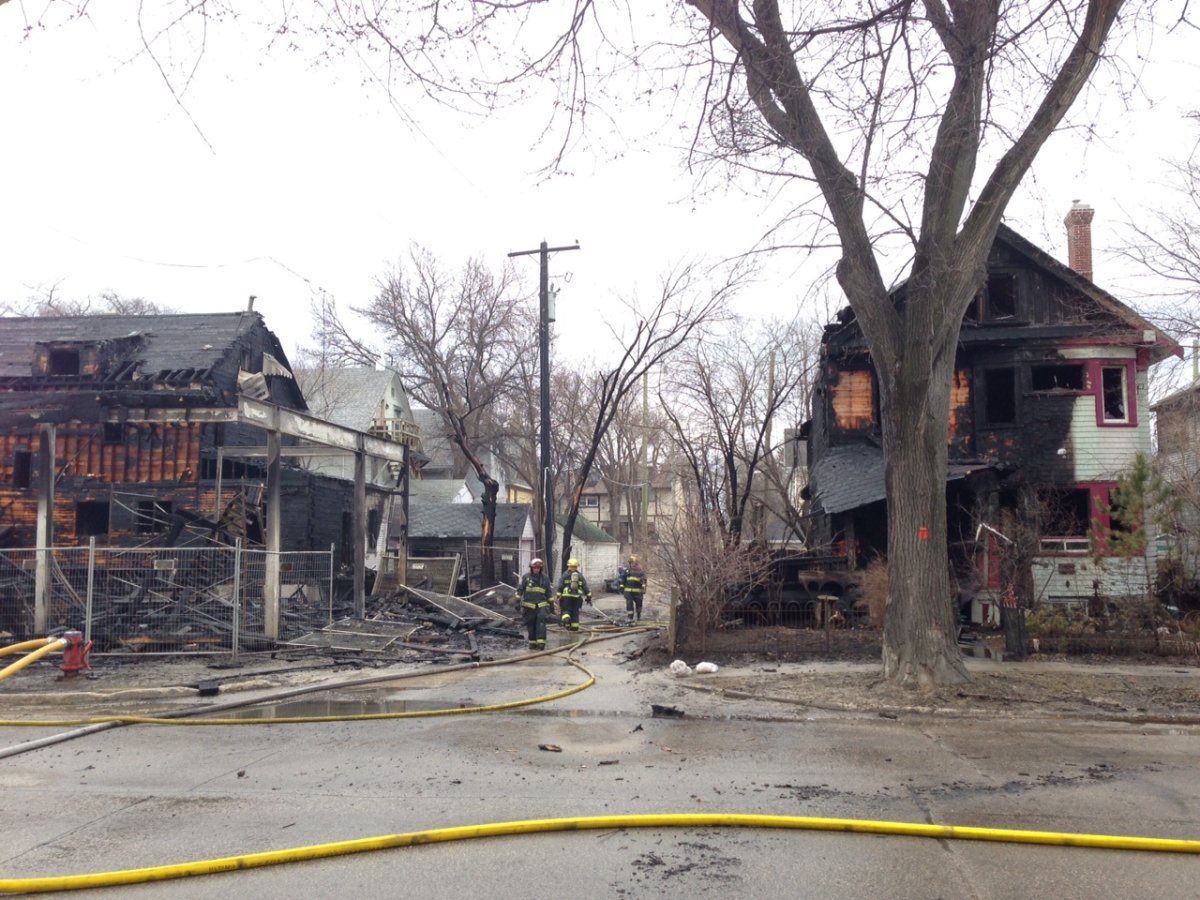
[{"x1": 0, "y1": 545, "x2": 335, "y2": 657}]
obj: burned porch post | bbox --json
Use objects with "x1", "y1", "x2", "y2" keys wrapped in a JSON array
[
  {"x1": 354, "y1": 441, "x2": 367, "y2": 618},
  {"x1": 33, "y1": 423, "x2": 55, "y2": 635},
  {"x1": 264, "y1": 424, "x2": 282, "y2": 640}
]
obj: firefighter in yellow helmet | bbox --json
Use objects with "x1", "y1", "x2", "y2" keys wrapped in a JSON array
[
  {"x1": 555, "y1": 558, "x2": 592, "y2": 632},
  {"x1": 620, "y1": 554, "x2": 647, "y2": 622}
]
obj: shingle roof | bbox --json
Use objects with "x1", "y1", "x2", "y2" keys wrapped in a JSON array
[
  {"x1": 0, "y1": 311, "x2": 274, "y2": 380},
  {"x1": 410, "y1": 479, "x2": 472, "y2": 503},
  {"x1": 556, "y1": 513, "x2": 618, "y2": 543},
  {"x1": 294, "y1": 367, "x2": 409, "y2": 432},
  {"x1": 810, "y1": 443, "x2": 987, "y2": 514},
  {"x1": 408, "y1": 501, "x2": 532, "y2": 540}
]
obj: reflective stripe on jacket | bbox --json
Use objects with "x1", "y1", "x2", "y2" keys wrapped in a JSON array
[{"x1": 557, "y1": 571, "x2": 590, "y2": 600}]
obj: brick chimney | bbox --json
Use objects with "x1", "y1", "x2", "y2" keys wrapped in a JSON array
[{"x1": 1064, "y1": 201, "x2": 1095, "y2": 281}]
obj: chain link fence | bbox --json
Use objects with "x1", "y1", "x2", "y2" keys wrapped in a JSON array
[{"x1": 0, "y1": 544, "x2": 336, "y2": 657}]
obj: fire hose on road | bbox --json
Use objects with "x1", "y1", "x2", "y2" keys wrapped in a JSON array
[{"x1": 2, "y1": 628, "x2": 1198, "y2": 894}]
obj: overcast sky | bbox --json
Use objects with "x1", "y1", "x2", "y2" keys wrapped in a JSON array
[{"x1": 1, "y1": 7, "x2": 1196, "y2": 364}]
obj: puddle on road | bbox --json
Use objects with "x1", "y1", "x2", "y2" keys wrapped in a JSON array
[{"x1": 222, "y1": 692, "x2": 836, "y2": 722}]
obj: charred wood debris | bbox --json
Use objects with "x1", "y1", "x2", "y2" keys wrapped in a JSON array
[{"x1": 0, "y1": 550, "x2": 530, "y2": 664}]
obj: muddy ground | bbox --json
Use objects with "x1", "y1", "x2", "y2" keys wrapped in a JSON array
[
  {"x1": 643, "y1": 627, "x2": 1200, "y2": 721},
  {"x1": 6, "y1": 624, "x2": 1200, "y2": 723}
]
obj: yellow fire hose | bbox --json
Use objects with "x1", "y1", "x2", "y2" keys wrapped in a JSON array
[
  {"x1": 0, "y1": 637, "x2": 66, "y2": 683},
  {"x1": 1, "y1": 812, "x2": 1197, "y2": 893}
]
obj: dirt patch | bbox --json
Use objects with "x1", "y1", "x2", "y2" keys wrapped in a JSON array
[{"x1": 643, "y1": 628, "x2": 1200, "y2": 721}]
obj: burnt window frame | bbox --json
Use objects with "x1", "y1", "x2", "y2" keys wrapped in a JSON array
[
  {"x1": 47, "y1": 347, "x2": 82, "y2": 376},
  {"x1": 11, "y1": 450, "x2": 33, "y2": 488},
  {"x1": 965, "y1": 272, "x2": 1022, "y2": 324},
  {"x1": 1035, "y1": 486, "x2": 1093, "y2": 554},
  {"x1": 1030, "y1": 363, "x2": 1086, "y2": 392},
  {"x1": 979, "y1": 366, "x2": 1019, "y2": 427},
  {"x1": 75, "y1": 500, "x2": 111, "y2": 538}
]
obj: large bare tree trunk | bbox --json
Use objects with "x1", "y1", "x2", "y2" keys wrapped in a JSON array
[{"x1": 880, "y1": 344, "x2": 969, "y2": 686}]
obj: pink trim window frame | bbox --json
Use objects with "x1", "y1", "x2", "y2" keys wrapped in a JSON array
[{"x1": 1088, "y1": 358, "x2": 1137, "y2": 428}]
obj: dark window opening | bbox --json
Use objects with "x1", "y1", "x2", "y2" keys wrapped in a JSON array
[
  {"x1": 48, "y1": 348, "x2": 81, "y2": 375},
  {"x1": 1038, "y1": 488, "x2": 1091, "y2": 537},
  {"x1": 963, "y1": 295, "x2": 979, "y2": 323},
  {"x1": 982, "y1": 367, "x2": 1017, "y2": 425},
  {"x1": 1102, "y1": 366, "x2": 1128, "y2": 421},
  {"x1": 75, "y1": 501, "x2": 111, "y2": 537},
  {"x1": 135, "y1": 500, "x2": 173, "y2": 534},
  {"x1": 340, "y1": 511, "x2": 354, "y2": 565},
  {"x1": 1031, "y1": 364, "x2": 1085, "y2": 391},
  {"x1": 984, "y1": 275, "x2": 1018, "y2": 320},
  {"x1": 1109, "y1": 499, "x2": 1138, "y2": 536},
  {"x1": 367, "y1": 509, "x2": 381, "y2": 545},
  {"x1": 103, "y1": 423, "x2": 124, "y2": 444},
  {"x1": 12, "y1": 451, "x2": 33, "y2": 488}
]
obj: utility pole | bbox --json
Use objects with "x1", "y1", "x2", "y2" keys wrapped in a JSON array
[{"x1": 508, "y1": 240, "x2": 580, "y2": 575}]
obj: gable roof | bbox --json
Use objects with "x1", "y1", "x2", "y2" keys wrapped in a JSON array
[
  {"x1": 824, "y1": 224, "x2": 1180, "y2": 364},
  {"x1": 0, "y1": 311, "x2": 285, "y2": 380},
  {"x1": 407, "y1": 501, "x2": 532, "y2": 541},
  {"x1": 294, "y1": 367, "x2": 412, "y2": 432},
  {"x1": 0, "y1": 311, "x2": 306, "y2": 416}
]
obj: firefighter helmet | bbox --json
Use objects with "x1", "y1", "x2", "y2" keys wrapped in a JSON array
[
  {"x1": 567, "y1": 558, "x2": 579, "y2": 569},
  {"x1": 530, "y1": 558, "x2": 543, "y2": 568},
  {"x1": 628, "y1": 555, "x2": 639, "y2": 565}
]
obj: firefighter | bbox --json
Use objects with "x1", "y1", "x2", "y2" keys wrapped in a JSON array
[
  {"x1": 556, "y1": 558, "x2": 592, "y2": 632},
  {"x1": 620, "y1": 554, "x2": 647, "y2": 622},
  {"x1": 515, "y1": 558, "x2": 553, "y2": 650}
]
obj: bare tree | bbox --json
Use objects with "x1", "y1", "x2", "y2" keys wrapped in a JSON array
[
  {"x1": 314, "y1": 245, "x2": 532, "y2": 587},
  {"x1": 1114, "y1": 128, "x2": 1200, "y2": 397},
  {"x1": 1, "y1": 284, "x2": 171, "y2": 317},
  {"x1": 592, "y1": 382, "x2": 674, "y2": 550},
  {"x1": 557, "y1": 264, "x2": 736, "y2": 567},
  {"x1": 662, "y1": 314, "x2": 816, "y2": 547}
]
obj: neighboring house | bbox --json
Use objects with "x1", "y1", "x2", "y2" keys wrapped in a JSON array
[
  {"x1": 577, "y1": 469, "x2": 685, "y2": 554},
  {"x1": 294, "y1": 367, "x2": 418, "y2": 484},
  {"x1": 553, "y1": 513, "x2": 621, "y2": 582},
  {"x1": 394, "y1": 500, "x2": 535, "y2": 590},
  {"x1": 804, "y1": 204, "x2": 1180, "y2": 614},
  {"x1": 0, "y1": 311, "x2": 402, "y2": 560},
  {"x1": 410, "y1": 405, "x2": 516, "y2": 501},
  {"x1": 1151, "y1": 380, "x2": 1200, "y2": 578}
]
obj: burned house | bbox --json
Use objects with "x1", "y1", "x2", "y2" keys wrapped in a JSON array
[
  {"x1": 804, "y1": 206, "x2": 1181, "y2": 616},
  {"x1": 0, "y1": 312, "x2": 406, "y2": 558}
]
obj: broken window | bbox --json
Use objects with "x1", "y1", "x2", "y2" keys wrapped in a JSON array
[
  {"x1": 1030, "y1": 363, "x2": 1085, "y2": 391},
  {"x1": 75, "y1": 501, "x2": 111, "y2": 537},
  {"x1": 970, "y1": 274, "x2": 1019, "y2": 323},
  {"x1": 981, "y1": 367, "x2": 1017, "y2": 425},
  {"x1": 1101, "y1": 365, "x2": 1128, "y2": 422},
  {"x1": 47, "y1": 348, "x2": 82, "y2": 375},
  {"x1": 103, "y1": 423, "x2": 124, "y2": 445},
  {"x1": 1037, "y1": 488, "x2": 1091, "y2": 552},
  {"x1": 12, "y1": 451, "x2": 32, "y2": 488},
  {"x1": 135, "y1": 500, "x2": 173, "y2": 535}
]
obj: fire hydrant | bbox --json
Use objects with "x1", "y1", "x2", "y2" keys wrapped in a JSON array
[{"x1": 59, "y1": 630, "x2": 93, "y2": 678}]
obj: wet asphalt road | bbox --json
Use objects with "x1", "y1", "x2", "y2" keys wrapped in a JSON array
[{"x1": 2, "y1": 631, "x2": 1199, "y2": 899}]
